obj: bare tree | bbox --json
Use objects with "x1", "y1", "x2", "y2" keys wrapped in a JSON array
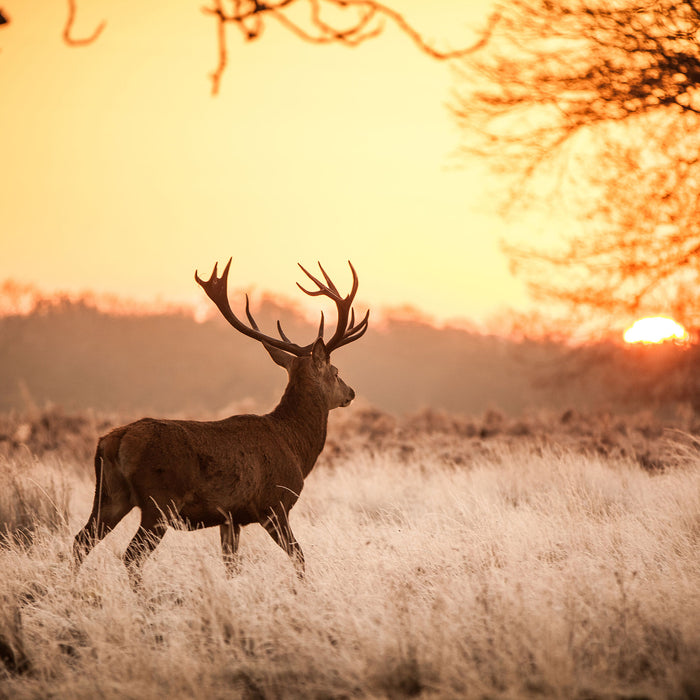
[{"x1": 453, "y1": 0, "x2": 700, "y2": 331}]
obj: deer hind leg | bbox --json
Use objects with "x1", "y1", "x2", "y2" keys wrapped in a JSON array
[
  {"x1": 261, "y1": 506, "x2": 305, "y2": 578},
  {"x1": 73, "y1": 505, "x2": 128, "y2": 568},
  {"x1": 220, "y1": 520, "x2": 241, "y2": 574},
  {"x1": 73, "y1": 458, "x2": 133, "y2": 569}
]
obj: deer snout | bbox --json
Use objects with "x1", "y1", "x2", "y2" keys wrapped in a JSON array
[{"x1": 342, "y1": 387, "x2": 355, "y2": 407}]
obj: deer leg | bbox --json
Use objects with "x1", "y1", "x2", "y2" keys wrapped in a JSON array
[
  {"x1": 122, "y1": 507, "x2": 167, "y2": 587},
  {"x1": 73, "y1": 512, "x2": 119, "y2": 569},
  {"x1": 74, "y1": 456, "x2": 132, "y2": 569},
  {"x1": 220, "y1": 520, "x2": 241, "y2": 574},
  {"x1": 261, "y1": 507, "x2": 305, "y2": 578},
  {"x1": 73, "y1": 497, "x2": 132, "y2": 569}
]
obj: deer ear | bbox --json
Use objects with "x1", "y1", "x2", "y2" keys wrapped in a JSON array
[
  {"x1": 311, "y1": 337, "x2": 329, "y2": 367},
  {"x1": 262, "y1": 342, "x2": 294, "y2": 370}
]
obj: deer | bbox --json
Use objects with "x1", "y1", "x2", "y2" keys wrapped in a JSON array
[{"x1": 73, "y1": 259, "x2": 368, "y2": 582}]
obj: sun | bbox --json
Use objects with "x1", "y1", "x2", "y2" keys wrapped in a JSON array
[{"x1": 623, "y1": 316, "x2": 689, "y2": 344}]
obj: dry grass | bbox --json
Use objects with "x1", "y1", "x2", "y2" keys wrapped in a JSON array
[
  {"x1": 0, "y1": 455, "x2": 71, "y2": 547},
  {"x1": 0, "y1": 410, "x2": 699, "y2": 699}
]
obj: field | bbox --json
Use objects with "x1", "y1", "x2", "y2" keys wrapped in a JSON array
[{"x1": 1, "y1": 405, "x2": 699, "y2": 699}]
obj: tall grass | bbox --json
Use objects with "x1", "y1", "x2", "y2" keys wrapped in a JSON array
[
  {"x1": 0, "y1": 455, "x2": 71, "y2": 547},
  {"x1": 0, "y1": 436, "x2": 699, "y2": 698}
]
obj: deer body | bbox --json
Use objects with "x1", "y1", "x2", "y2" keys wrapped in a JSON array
[
  {"x1": 98, "y1": 413, "x2": 312, "y2": 529},
  {"x1": 73, "y1": 261, "x2": 366, "y2": 580}
]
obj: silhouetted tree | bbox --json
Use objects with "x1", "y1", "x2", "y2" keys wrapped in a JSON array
[{"x1": 453, "y1": 0, "x2": 700, "y2": 331}]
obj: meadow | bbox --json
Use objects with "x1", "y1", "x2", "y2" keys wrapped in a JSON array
[{"x1": 0, "y1": 405, "x2": 699, "y2": 699}]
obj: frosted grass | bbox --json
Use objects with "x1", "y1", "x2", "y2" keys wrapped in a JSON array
[{"x1": 1, "y1": 443, "x2": 698, "y2": 699}]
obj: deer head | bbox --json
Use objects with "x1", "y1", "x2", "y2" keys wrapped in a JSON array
[{"x1": 195, "y1": 259, "x2": 369, "y2": 409}]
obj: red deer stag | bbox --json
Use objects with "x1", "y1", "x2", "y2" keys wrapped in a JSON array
[{"x1": 73, "y1": 259, "x2": 368, "y2": 581}]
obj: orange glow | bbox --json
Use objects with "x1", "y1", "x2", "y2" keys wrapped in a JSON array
[
  {"x1": 623, "y1": 317, "x2": 689, "y2": 344},
  {"x1": 0, "y1": 1, "x2": 536, "y2": 328}
]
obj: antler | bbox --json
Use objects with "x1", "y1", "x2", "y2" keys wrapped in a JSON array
[
  {"x1": 297, "y1": 261, "x2": 369, "y2": 353},
  {"x1": 195, "y1": 258, "x2": 368, "y2": 356}
]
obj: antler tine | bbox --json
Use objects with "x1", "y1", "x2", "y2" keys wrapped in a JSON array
[
  {"x1": 277, "y1": 320, "x2": 292, "y2": 343},
  {"x1": 333, "y1": 308, "x2": 370, "y2": 349},
  {"x1": 296, "y1": 263, "x2": 334, "y2": 298},
  {"x1": 194, "y1": 257, "x2": 227, "y2": 288},
  {"x1": 277, "y1": 310, "x2": 324, "y2": 345},
  {"x1": 194, "y1": 257, "x2": 232, "y2": 311},
  {"x1": 346, "y1": 260, "x2": 359, "y2": 303},
  {"x1": 244, "y1": 294, "x2": 262, "y2": 331},
  {"x1": 297, "y1": 261, "x2": 359, "y2": 304},
  {"x1": 317, "y1": 261, "x2": 340, "y2": 296},
  {"x1": 346, "y1": 308, "x2": 370, "y2": 337}
]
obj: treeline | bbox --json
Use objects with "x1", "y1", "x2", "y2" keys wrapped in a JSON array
[{"x1": 0, "y1": 295, "x2": 697, "y2": 417}]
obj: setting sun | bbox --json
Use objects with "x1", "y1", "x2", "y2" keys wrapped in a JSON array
[{"x1": 623, "y1": 316, "x2": 689, "y2": 344}]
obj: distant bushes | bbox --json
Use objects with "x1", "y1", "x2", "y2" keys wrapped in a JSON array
[
  {"x1": 0, "y1": 406, "x2": 116, "y2": 464},
  {"x1": 321, "y1": 403, "x2": 700, "y2": 472},
  {"x1": 3, "y1": 295, "x2": 700, "y2": 417},
  {"x1": 1, "y1": 403, "x2": 699, "y2": 474}
]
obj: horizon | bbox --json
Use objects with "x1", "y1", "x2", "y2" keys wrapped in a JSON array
[
  {"x1": 0, "y1": 276, "x2": 509, "y2": 334},
  {"x1": 1, "y1": 276, "x2": 686, "y2": 346}
]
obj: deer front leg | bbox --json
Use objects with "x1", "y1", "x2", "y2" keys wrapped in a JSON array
[
  {"x1": 261, "y1": 506, "x2": 305, "y2": 578},
  {"x1": 220, "y1": 520, "x2": 241, "y2": 574},
  {"x1": 122, "y1": 505, "x2": 168, "y2": 589}
]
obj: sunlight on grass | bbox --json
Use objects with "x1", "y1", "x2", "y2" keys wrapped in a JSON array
[
  {"x1": 0, "y1": 456, "x2": 71, "y2": 547},
  {"x1": 1, "y1": 438, "x2": 699, "y2": 698}
]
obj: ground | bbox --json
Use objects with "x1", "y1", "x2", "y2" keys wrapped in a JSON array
[{"x1": 0, "y1": 405, "x2": 699, "y2": 699}]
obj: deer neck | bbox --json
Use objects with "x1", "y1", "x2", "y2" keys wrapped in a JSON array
[{"x1": 270, "y1": 375, "x2": 329, "y2": 477}]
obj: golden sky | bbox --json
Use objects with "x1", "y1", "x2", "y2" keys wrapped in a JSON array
[{"x1": 1, "y1": 0, "x2": 541, "y2": 325}]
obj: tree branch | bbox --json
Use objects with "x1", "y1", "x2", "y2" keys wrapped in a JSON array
[
  {"x1": 335, "y1": 1, "x2": 501, "y2": 60},
  {"x1": 204, "y1": 0, "x2": 500, "y2": 94},
  {"x1": 63, "y1": 0, "x2": 105, "y2": 46}
]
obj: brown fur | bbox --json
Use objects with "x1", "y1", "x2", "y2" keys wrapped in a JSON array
[{"x1": 73, "y1": 340, "x2": 354, "y2": 580}]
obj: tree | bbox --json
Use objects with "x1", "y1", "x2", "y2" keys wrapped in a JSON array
[
  {"x1": 0, "y1": 1, "x2": 499, "y2": 95},
  {"x1": 452, "y1": 0, "x2": 700, "y2": 332}
]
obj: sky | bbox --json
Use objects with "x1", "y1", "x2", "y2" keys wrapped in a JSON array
[{"x1": 1, "y1": 0, "x2": 547, "y2": 327}]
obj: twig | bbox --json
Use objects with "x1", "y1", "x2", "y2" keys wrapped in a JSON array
[{"x1": 63, "y1": 0, "x2": 105, "y2": 46}]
